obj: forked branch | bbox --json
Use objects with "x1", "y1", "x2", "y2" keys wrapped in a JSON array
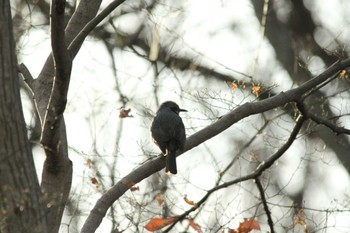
[{"x1": 80, "y1": 59, "x2": 350, "y2": 233}]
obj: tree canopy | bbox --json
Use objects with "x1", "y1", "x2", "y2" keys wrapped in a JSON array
[{"x1": 2, "y1": 0, "x2": 350, "y2": 232}]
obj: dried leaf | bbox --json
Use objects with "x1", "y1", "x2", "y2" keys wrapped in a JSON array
[
  {"x1": 87, "y1": 159, "x2": 92, "y2": 168},
  {"x1": 294, "y1": 209, "x2": 305, "y2": 225},
  {"x1": 90, "y1": 177, "x2": 98, "y2": 185},
  {"x1": 90, "y1": 177, "x2": 100, "y2": 188},
  {"x1": 125, "y1": 181, "x2": 135, "y2": 188},
  {"x1": 184, "y1": 194, "x2": 195, "y2": 206},
  {"x1": 228, "y1": 229, "x2": 238, "y2": 233},
  {"x1": 188, "y1": 219, "x2": 203, "y2": 233},
  {"x1": 339, "y1": 70, "x2": 346, "y2": 79},
  {"x1": 144, "y1": 216, "x2": 178, "y2": 232},
  {"x1": 237, "y1": 218, "x2": 260, "y2": 233},
  {"x1": 230, "y1": 81, "x2": 238, "y2": 90},
  {"x1": 251, "y1": 83, "x2": 261, "y2": 97},
  {"x1": 119, "y1": 108, "x2": 133, "y2": 118},
  {"x1": 155, "y1": 193, "x2": 165, "y2": 205},
  {"x1": 294, "y1": 208, "x2": 309, "y2": 233},
  {"x1": 130, "y1": 186, "x2": 139, "y2": 192}
]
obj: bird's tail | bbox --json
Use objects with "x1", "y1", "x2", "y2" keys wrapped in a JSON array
[{"x1": 165, "y1": 149, "x2": 177, "y2": 174}]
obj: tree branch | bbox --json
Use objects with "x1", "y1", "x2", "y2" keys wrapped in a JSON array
[
  {"x1": 79, "y1": 58, "x2": 350, "y2": 232},
  {"x1": 255, "y1": 178, "x2": 275, "y2": 233},
  {"x1": 17, "y1": 63, "x2": 34, "y2": 90},
  {"x1": 68, "y1": 0, "x2": 126, "y2": 58},
  {"x1": 164, "y1": 115, "x2": 305, "y2": 232},
  {"x1": 39, "y1": 1, "x2": 74, "y2": 233},
  {"x1": 40, "y1": 0, "x2": 72, "y2": 158},
  {"x1": 308, "y1": 112, "x2": 350, "y2": 135},
  {"x1": 35, "y1": 0, "x2": 102, "y2": 120}
]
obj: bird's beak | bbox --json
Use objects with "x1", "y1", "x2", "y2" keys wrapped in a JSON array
[{"x1": 179, "y1": 108, "x2": 187, "y2": 112}]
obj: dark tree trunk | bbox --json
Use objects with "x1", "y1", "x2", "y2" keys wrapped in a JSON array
[{"x1": 0, "y1": 0, "x2": 48, "y2": 232}]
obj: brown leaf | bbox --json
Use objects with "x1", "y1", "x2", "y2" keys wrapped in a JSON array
[
  {"x1": 119, "y1": 108, "x2": 133, "y2": 118},
  {"x1": 144, "y1": 216, "x2": 178, "y2": 232},
  {"x1": 188, "y1": 219, "x2": 203, "y2": 233},
  {"x1": 90, "y1": 177, "x2": 100, "y2": 188},
  {"x1": 90, "y1": 177, "x2": 98, "y2": 185},
  {"x1": 228, "y1": 229, "x2": 238, "y2": 233},
  {"x1": 130, "y1": 186, "x2": 139, "y2": 192},
  {"x1": 155, "y1": 193, "x2": 165, "y2": 205},
  {"x1": 87, "y1": 159, "x2": 92, "y2": 168},
  {"x1": 237, "y1": 218, "x2": 260, "y2": 233},
  {"x1": 184, "y1": 194, "x2": 195, "y2": 206},
  {"x1": 125, "y1": 180, "x2": 135, "y2": 188}
]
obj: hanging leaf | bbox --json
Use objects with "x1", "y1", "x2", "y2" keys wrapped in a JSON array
[
  {"x1": 339, "y1": 70, "x2": 347, "y2": 79},
  {"x1": 144, "y1": 216, "x2": 178, "y2": 232},
  {"x1": 119, "y1": 108, "x2": 133, "y2": 118},
  {"x1": 237, "y1": 218, "x2": 260, "y2": 233},
  {"x1": 129, "y1": 186, "x2": 139, "y2": 192},
  {"x1": 251, "y1": 83, "x2": 261, "y2": 97},
  {"x1": 90, "y1": 177, "x2": 100, "y2": 188},
  {"x1": 188, "y1": 219, "x2": 203, "y2": 233},
  {"x1": 184, "y1": 194, "x2": 196, "y2": 206}
]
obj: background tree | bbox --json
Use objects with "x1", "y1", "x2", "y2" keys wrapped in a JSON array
[{"x1": 2, "y1": 0, "x2": 350, "y2": 232}]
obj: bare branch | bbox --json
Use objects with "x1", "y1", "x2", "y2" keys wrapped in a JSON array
[
  {"x1": 41, "y1": 0, "x2": 72, "y2": 155},
  {"x1": 35, "y1": 0, "x2": 103, "y2": 120},
  {"x1": 68, "y1": 0, "x2": 126, "y2": 58},
  {"x1": 78, "y1": 57, "x2": 350, "y2": 232},
  {"x1": 255, "y1": 178, "x2": 275, "y2": 233},
  {"x1": 164, "y1": 115, "x2": 305, "y2": 232},
  {"x1": 308, "y1": 112, "x2": 350, "y2": 135},
  {"x1": 37, "y1": 2, "x2": 74, "y2": 232}
]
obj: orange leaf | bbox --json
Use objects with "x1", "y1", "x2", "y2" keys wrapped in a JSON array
[
  {"x1": 230, "y1": 81, "x2": 238, "y2": 90},
  {"x1": 184, "y1": 194, "x2": 195, "y2": 206},
  {"x1": 339, "y1": 70, "x2": 346, "y2": 79},
  {"x1": 145, "y1": 216, "x2": 178, "y2": 232},
  {"x1": 294, "y1": 209, "x2": 306, "y2": 225},
  {"x1": 238, "y1": 218, "x2": 260, "y2": 233},
  {"x1": 188, "y1": 219, "x2": 203, "y2": 233},
  {"x1": 251, "y1": 83, "x2": 261, "y2": 97}
]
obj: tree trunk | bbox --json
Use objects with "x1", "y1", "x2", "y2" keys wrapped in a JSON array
[{"x1": 0, "y1": 0, "x2": 48, "y2": 232}]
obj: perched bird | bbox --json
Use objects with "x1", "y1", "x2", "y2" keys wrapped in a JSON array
[{"x1": 151, "y1": 101, "x2": 187, "y2": 174}]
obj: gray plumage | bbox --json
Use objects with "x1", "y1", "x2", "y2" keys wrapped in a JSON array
[{"x1": 151, "y1": 101, "x2": 186, "y2": 174}]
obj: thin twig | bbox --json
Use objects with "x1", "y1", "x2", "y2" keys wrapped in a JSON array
[
  {"x1": 255, "y1": 177, "x2": 275, "y2": 233},
  {"x1": 81, "y1": 58, "x2": 350, "y2": 233},
  {"x1": 164, "y1": 116, "x2": 305, "y2": 232},
  {"x1": 308, "y1": 112, "x2": 350, "y2": 135}
]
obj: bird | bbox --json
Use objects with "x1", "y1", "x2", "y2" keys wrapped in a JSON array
[{"x1": 151, "y1": 101, "x2": 187, "y2": 174}]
